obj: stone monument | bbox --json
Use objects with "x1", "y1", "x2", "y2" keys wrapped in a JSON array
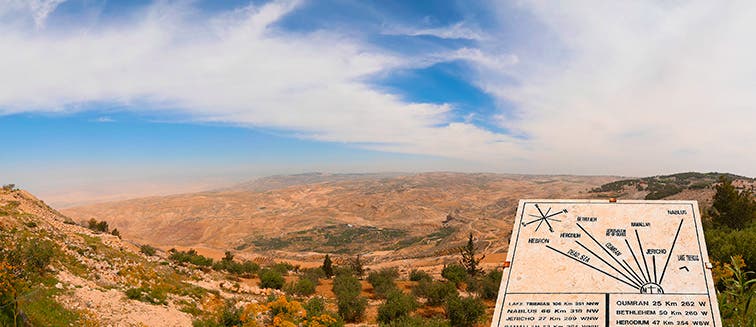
[{"x1": 491, "y1": 199, "x2": 722, "y2": 326}]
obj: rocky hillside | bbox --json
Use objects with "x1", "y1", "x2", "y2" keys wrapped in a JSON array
[
  {"x1": 0, "y1": 187, "x2": 276, "y2": 326},
  {"x1": 589, "y1": 172, "x2": 756, "y2": 207}
]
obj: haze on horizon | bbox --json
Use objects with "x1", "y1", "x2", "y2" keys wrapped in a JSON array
[{"x1": 2, "y1": 0, "x2": 756, "y2": 206}]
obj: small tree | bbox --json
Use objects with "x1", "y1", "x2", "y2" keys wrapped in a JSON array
[
  {"x1": 367, "y1": 268, "x2": 398, "y2": 299},
  {"x1": 87, "y1": 219, "x2": 109, "y2": 233},
  {"x1": 322, "y1": 254, "x2": 334, "y2": 278},
  {"x1": 260, "y1": 269, "x2": 285, "y2": 290},
  {"x1": 285, "y1": 278, "x2": 316, "y2": 296},
  {"x1": 710, "y1": 176, "x2": 756, "y2": 230},
  {"x1": 222, "y1": 251, "x2": 234, "y2": 262},
  {"x1": 111, "y1": 228, "x2": 121, "y2": 238},
  {"x1": 468, "y1": 269, "x2": 502, "y2": 300},
  {"x1": 350, "y1": 254, "x2": 364, "y2": 278},
  {"x1": 409, "y1": 269, "x2": 432, "y2": 282},
  {"x1": 87, "y1": 218, "x2": 98, "y2": 230},
  {"x1": 413, "y1": 279, "x2": 458, "y2": 306},
  {"x1": 140, "y1": 244, "x2": 157, "y2": 256},
  {"x1": 332, "y1": 273, "x2": 366, "y2": 322},
  {"x1": 460, "y1": 233, "x2": 484, "y2": 276},
  {"x1": 445, "y1": 295, "x2": 486, "y2": 327},
  {"x1": 377, "y1": 290, "x2": 418, "y2": 323},
  {"x1": 441, "y1": 264, "x2": 467, "y2": 287}
]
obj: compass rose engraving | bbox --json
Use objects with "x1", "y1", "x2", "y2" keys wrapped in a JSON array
[{"x1": 522, "y1": 204, "x2": 567, "y2": 233}]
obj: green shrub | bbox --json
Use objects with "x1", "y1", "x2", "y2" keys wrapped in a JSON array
[
  {"x1": 336, "y1": 294, "x2": 367, "y2": 323},
  {"x1": 0, "y1": 237, "x2": 60, "y2": 325},
  {"x1": 332, "y1": 274, "x2": 366, "y2": 322},
  {"x1": 285, "y1": 278, "x2": 316, "y2": 296},
  {"x1": 140, "y1": 244, "x2": 157, "y2": 256},
  {"x1": 212, "y1": 255, "x2": 259, "y2": 277},
  {"x1": 260, "y1": 269, "x2": 284, "y2": 290},
  {"x1": 169, "y1": 249, "x2": 213, "y2": 267},
  {"x1": 333, "y1": 266, "x2": 355, "y2": 277},
  {"x1": 304, "y1": 297, "x2": 327, "y2": 317},
  {"x1": 441, "y1": 264, "x2": 467, "y2": 287},
  {"x1": 413, "y1": 280, "x2": 458, "y2": 306},
  {"x1": 300, "y1": 267, "x2": 325, "y2": 284},
  {"x1": 706, "y1": 226, "x2": 756, "y2": 273},
  {"x1": 304, "y1": 297, "x2": 344, "y2": 326},
  {"x1": 445, "y1": 295, "x2": 485, "y2": 327},
  {"x1": 124, "y1": 286, "x2": 167, "y2": 305},
  {"x1": 271, "y1": 262, "x2": 294, "y2": 275},
  {"x1": 717, "y1": 256, "x2": 756, "y2": 326},
  {"x1": 367, "y1": 268, "x2": 399, "y2": 299},
  {"x1": 468, "y1": 269, "x2": 502, "y2": 300},
  {"x1": 409, "y1": 269, "x2": 432, "y2": 282},
  {"x1": 332, "y1": 273, "x2": 361, "y2": 298},
  {"x1": 22, "y1": 239, "x2": 55, "y2": 274},
  {"x1": 377, "y1": 290, "x2": 417, "y2": 323},
  {"x1": 125, "y1": 287, "x2": 142, "y2": 300},
  {"x1": 380, "y1": 316, "x2": 451, "y2": 327},
  {"x1": 87, "y1": 218, "x2": 109, "y2": 233}
]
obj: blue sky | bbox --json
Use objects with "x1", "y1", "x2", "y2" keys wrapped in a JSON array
[{"x1": 2, "y1": 0, "x2": 756, "y2": 206}]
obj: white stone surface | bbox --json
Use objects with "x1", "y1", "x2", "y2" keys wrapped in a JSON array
[{"x1": 491, "y1": 199, "x2": 722, "y2": 327}]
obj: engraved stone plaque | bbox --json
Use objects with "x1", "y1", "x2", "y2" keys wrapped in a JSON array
[{"x1": 491, "y1": 200, "x2": 722, "y2": 327}]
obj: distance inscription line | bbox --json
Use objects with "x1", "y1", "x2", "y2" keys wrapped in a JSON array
[
  {"x1": 636, "y1": 230, "x2": 653, "y2": 282},
  {"x1": 577, "y1": 223, "x2": 645, "y2": 288},
  {"x1": 625, "y1": 238, "x2": 649, "y2": 284},
  {"x1": 524, "y1": 217, "x2": 543, "y2": 225},
  {"x1": 653, "y1": 255, "x2": 658, "y2": 284},
  {"x1": 545, "y1": 245, "x2": 638, "y2": 289},
  {"x1": 542, "y1": 214, "x2": 555, "y2": 232},
  {"x1": 622, "y1": 259, "x2": 646, "y2": 286},
  {"x1": 544, "y1": 210, "x2": 567, "y2": 219},
  {"x1": 575, "y1": 240, "x2": 641, "y2": 288},
  {"x1": 659, "y1": 219, "x2": 684, "y2": 284}
]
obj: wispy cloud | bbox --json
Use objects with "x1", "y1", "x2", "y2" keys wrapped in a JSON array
[
  {"x1": 0, "y1": 0, "x2": 66, "y2": 27},
  {"x1": 384, "y1": 22, "x2": 485, "y2": 40},
  {"x1": 92, "y1": 116, "x2": 115, "y2": 123}
]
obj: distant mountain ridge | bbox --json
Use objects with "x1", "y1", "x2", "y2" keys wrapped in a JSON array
[
  {"x1": 590, "y1": 172, "x2": 755, "y2": 200},
  {"x1": 223, "y1": 172, "x2": 407, "y2": 192}
]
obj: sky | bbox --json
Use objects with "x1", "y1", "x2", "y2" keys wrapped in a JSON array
[{"x1": 2, "y1": 0, "x2": 756, "y2": 207}]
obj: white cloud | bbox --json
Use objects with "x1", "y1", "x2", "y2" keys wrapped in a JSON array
[
  {"x1": 384, "y1": 22, "x2": 486, "y2": 40},
  {"x1": 92, "y1": 116, "x2": 115, "y2": 123},
  {"x1": 0, "y1": 0, "x2": 525, "y2": 166},
  {"x1": 4, "y1": 0, "x2": 755, "y2": 177},
  {"x1": 467, "y1": 1, "x2": 756, "y2": 176}
]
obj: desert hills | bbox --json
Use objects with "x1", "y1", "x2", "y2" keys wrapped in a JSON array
[
  {"x1": 63, "y1": 173, "x2": 619, "y2": 268},
  {"x1": 63, "y1": 172, "x2": 755, "y2": 270}
]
